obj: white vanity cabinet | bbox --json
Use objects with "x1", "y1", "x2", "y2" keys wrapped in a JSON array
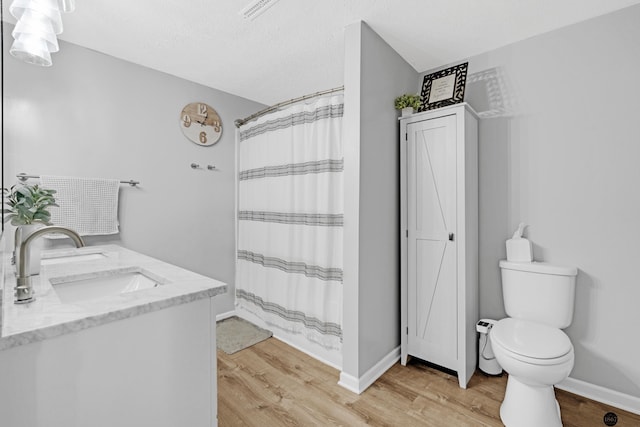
[
  {"x1": 400, "y1": 103, "x2": 479, "y2": 388},
  {"x1": 0, "y1": 245, "x2": 227, "y2": 427}
]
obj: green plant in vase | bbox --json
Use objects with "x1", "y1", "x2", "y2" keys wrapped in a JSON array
[
  {"x1": 4, "y1": 184, "x2": 59, "y2": 275},
  {"x1": 4, "y1": 184, "x2": 58, "y2": 225}
]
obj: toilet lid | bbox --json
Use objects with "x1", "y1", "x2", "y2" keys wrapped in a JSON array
[{"x1": 491, "y1": 318, "x2": 572, "y2": 360}]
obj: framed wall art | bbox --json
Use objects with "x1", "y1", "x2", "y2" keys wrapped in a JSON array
[{"x1": 419, "y1": 62, "x2": 469, "y2": 111}]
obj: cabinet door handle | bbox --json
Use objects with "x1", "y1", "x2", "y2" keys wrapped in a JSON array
[{"x1": 448, "y1": 232, "x2": 455, "y2": 241}]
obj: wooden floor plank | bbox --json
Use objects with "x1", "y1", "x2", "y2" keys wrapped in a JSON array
[{"x1": 218, "y1": 338, "x2": 640, "y2": 426}]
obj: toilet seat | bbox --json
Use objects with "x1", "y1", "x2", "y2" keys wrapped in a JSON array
[{"x1": 492, "y1": 318, "x2": 573, "y2": 366}]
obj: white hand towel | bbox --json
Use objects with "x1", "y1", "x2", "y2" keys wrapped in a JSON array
[{"x1": 40, "y1": 175, "x2": 120, "y2": 237}]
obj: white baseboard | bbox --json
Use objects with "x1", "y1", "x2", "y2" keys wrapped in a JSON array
[
  {"x1": 215, "y1": 310, "x2": 236, "y2": 322},
  {"x1": 272, "y1": 333, "x2": 342, "y2": 371},
  {"x1": 557, "y1": 377, "x2": 640, "y2": 415},
  {"x1": 234, "y1": 307, "x2": 342, "y2": 369},
  {"x1": 338, "y1": 346, "x2": 400, "y2": 394},
  {"x1": 337, "y1": 371, "x2": 360, "y2": 394}
]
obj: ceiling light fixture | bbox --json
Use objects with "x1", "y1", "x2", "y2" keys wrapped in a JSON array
[
  {"x1": 58, "y1": 0, "x2": 74, "y2": 13},
  {"x1": 239, "y1": 0, "x2": 281, "y2": 21},
  {"x1": 9, "y1": 0, "x2": 75, "y2": 67}
]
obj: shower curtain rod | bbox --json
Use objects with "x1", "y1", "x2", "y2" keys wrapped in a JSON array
[{"x1": 234, "y1": 85, "x2": 344, "y2": 128}]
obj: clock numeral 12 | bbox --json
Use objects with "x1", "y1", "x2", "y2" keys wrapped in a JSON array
[{"x1": 198, "y1": 104, "x2": 207, "y2": 116}]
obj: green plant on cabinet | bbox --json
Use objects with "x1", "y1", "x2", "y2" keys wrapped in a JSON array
[{"x1": 394, "y1": 93, "x2": 420, "y2": 110}]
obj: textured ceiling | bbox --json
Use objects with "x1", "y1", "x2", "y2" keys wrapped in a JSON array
[{"x1": 3, "y1": 0, "x2": 640, "y2": 105}]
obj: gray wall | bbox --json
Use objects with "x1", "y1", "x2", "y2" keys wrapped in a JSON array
[
  {"x1": 2, "y1": 27, "x2": 265, "y2": 315},
  {"x1": 342, "y1": 21, "x2": 418, "y2": 379},
  {"x1": 420, "y1": 5, "x2": 640, "y2": 397}
]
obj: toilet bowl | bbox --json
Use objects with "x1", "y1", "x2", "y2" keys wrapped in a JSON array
[{"x1": 491, "y1": 318, "x2": 575, "y2": 427}]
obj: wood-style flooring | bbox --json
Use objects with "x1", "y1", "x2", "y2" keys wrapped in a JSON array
[{"x1": 218, "y1": 337, "x2": 640, "y2": 426}]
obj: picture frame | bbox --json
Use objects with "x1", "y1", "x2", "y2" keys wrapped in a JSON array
[{"x1": 419, "y1": 62, "x2": 469, "y2": 111}]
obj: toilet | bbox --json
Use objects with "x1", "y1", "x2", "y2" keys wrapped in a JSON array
[{"x1": 490, "y1": 260, "x2": 578, "y2": 427}]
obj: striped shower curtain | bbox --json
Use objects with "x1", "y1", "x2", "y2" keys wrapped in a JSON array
[{"x1": 236, "y1": 94, "x2": 343, "y2": 351}]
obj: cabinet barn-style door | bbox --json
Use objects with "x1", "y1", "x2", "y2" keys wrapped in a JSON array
[
  {"x1": 400, "y1": 103, "x2": 479, "y2": 389},
  {"x1": 407, "y1": 114, "x2": 458, "y2": 369}
]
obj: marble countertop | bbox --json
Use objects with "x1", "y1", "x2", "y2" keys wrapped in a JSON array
[{"x1": 0, "y1": 244, "x2": 227, "y2": 351}]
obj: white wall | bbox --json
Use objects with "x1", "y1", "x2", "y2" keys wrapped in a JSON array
[
  {"x1": 2, "y1": 27, "x2": 265, "y2": 315},
  {"x1": 342, "y1": 21, "x2": 418, "y2": 384},
  {"x1": 420, "y1": 5, "x2": 640, "y2": 399}
]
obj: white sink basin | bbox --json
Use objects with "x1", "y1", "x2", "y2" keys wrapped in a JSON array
[
  {"x1": 50, "y1": 267, "x2": 170, "y2": 304},
  {"x1": 41, "y1": 252, "x2": 107, "y2": 265}
]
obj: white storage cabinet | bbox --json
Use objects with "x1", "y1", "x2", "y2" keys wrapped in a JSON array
[{"x1": 400, "y1": 103, "x2": 479, "y2": 388}]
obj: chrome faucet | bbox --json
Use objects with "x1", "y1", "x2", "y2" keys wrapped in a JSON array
[{"x1": 14, "y1": 226, "x2": 85, "y2": 304}]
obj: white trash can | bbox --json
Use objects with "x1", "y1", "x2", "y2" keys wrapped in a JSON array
[{"x1": 476, "y1": 319, "x2": 502, "y2": 376}]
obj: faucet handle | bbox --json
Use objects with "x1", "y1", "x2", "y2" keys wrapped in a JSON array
[{"x1": 14, "y1": 278, "x2": 35, "y2": 304}]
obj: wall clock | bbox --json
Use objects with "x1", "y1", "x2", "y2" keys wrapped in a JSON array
[{"x1": 180, "y1": 102, "x2": 223, "y2": 146}]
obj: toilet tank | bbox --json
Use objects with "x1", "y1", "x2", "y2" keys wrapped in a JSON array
[{"x1": 500, "y1": 260, "x2": 578, "y2": 328}]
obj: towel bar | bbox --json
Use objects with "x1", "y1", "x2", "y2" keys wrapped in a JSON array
[{"x1": 16, "y1": 173, "x2": 140, "y2": 187}]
